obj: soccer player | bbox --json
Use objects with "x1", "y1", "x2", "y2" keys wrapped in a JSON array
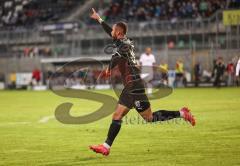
[
  {"x1": 139, "y1": 47, "x2": 156, "y2": 94},
  {"x1": 89, "y1": 8, "x2": 196, "y2": 156}
]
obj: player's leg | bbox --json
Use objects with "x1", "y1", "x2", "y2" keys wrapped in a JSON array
[
  {"x1": 135, "y1": 101, "x2": 195, "y2": 126},
  {"x1": 145, "y1": 71, "x2": 153, "y2": 94},
  {"x1": 89, "y1": 104, "x2": 130, "y2": 156},
  {"x1": 104, "y1": 104, "x2": 129, "y2": 148},
  {"x1": 141, "y1": 67, "x2": 154, "y2": 94},
  {"x1": 138, "y1": 106, "x2": 180, "y2": 122},
  {"x1": 131, "y1": 80, "x2": 196, "y2": 125}
]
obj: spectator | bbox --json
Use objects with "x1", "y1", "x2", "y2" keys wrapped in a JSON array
[
  {"x1": 0, "y1": 0, "x2": 82, "y2": 27},
  {"x1": 202, "y1": 69, "x2": 212, "y2": 82},
  {"x1": 32, "y1": 68, "x2": 41, "y2": 85},
  {"x1": 23, "y1": 47, "x2": 31, "y2": 57},
  {"x1": 194, "y1": 62, "x2": 201, "y2": 87},
  {"x1": 213, "y1": 57, "x2": 225, "y2": 87},
  {"x1": 199, "y1": 0, "x2": 208, "y2": 16},
  {"x1": 226, "y1": 61, "x2": 234, "y2": 86},
  {"x1": 174, "y1": 59, "x2": 185, "y2": 87},
  {"x1": 102, "y1": 0, "x2": 228, "y2": 23},
  {"x1": 33, "y1": 47, "x2": 39, "y2": 57},
  {"x1": 159, "y1": 61, "x2": 169, "y2": 85}
]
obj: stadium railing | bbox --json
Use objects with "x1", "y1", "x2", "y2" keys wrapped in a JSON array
[{"x1": 0, "y1": 10, "x2": 239, "y2": 57}]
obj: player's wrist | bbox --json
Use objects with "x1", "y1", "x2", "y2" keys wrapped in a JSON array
[{"x1": 98, "y1": 17, "x2": 104, "y2": 24}]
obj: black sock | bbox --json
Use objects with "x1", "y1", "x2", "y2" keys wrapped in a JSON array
[
  {"x1": 105, "y1": 120, "x2": 122, "y2": 147},
  {"x1": 152, "y1": 110, "x2": 180, "y2": 122}
]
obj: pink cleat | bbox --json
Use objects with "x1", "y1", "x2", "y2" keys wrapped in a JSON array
[
  {"x1": 89, "y1": 144, "x2": 110, "y2": 156},
  {"x1": 180, "y1": 107, "x2": 196, "y2": 126}
]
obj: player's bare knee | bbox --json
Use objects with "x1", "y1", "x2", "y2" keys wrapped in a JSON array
[
  {"x1": 112, "y1": 112, "x2": 124, "y2": 120},
  {"x1": 143, "y1": 115, "x2": 153, "y2": 122},
  {"x1": 146, "y1": 116, "x2": 153, "y2": 122}
]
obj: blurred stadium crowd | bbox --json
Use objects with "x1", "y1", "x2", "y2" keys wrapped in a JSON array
[
  {"x1": 0, "y1": 0, "x2": 82, "y2": 28},
  {"x1": 1, "y1": 0, "x2": 240, "y2": 27},
  {"x1": 101, "y1": 0, "x2": 240, "y2": 22}
]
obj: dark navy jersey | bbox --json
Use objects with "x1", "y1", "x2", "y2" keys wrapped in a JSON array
[{"x1": 100, "y1": 21, "x2": 141, "y2": 87}]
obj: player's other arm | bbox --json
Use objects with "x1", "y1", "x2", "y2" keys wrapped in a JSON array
[
  {"x1": 90, "y1": 8, "x2": 112, "y2": 37},
  {"x1": 152, "y1": 55, "x2": 157, "y2": 70},
  {"x1": 236, "y1": 59, "x2": 240, "y2": 76},
  {"x1": 138, "y1": 54, "x2": 144, "y2": 69}
]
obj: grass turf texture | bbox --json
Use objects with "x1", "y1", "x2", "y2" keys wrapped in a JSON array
[{"x1": 0, "y1": 88, "x2": 240, "y2": 166}]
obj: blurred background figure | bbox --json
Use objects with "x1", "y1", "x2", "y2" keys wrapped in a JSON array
[
  {"x1": 31, "y1": 68, "x2": 41, "y2": 86},
  {"x1": 159, "y1": 61, "x2": 169, "y2": 86},
  {"x1": 139, "y1": 47, "x2": 156, "y2": 94},
  {"x1": 226, "y1": 60, "x2": 234, "y2": 86},
  {"x1": 194, "y1": 62, "x2": 202, "y2": 87},
  {"x1": 202, "y1": 69, "x2": 212, "y2": 83},
  {"x1": 213, "y1": 57, "x2": 225, "y2": 87},
  {"x1": 174, "y1": 59, "x2": 185, "y2": 87}
]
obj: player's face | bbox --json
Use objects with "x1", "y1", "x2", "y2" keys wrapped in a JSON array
[
  {"x1": 111, "y1": 24, "x2": 117, "y2": 39},
  {"x1": 111, "y1": 24, "x2": 122, "y2": 39},
  {"x1": 145, "y1": 48, "x2": 152, "y2": 55}
]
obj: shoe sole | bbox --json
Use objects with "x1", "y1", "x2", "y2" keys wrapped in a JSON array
[{"x1": 89, "y1": 146, "x2": 109, "y2": 156}]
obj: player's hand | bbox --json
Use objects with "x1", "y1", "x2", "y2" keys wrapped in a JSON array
[
  {"x1": 105, "y1": 68, "x2": 111, "y2": 77},
  {"x1": 90, "y1": 8, "x2": 101, "y2": 21}
]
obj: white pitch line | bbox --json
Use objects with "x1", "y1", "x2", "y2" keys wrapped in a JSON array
[
  {"x1": 38, "y1": 115, "x2": 54, "y2": 123},
  {"x1": 4, "y1": 149, "x2": 43, "y2": 153},
  {"x1": 0, "y1": 116, "x2": 55, "y2": 126},
  {"x1": 0, "y1": 122, "x2": 31, "y2": 127}
]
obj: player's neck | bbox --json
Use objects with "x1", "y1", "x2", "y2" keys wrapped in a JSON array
[{"x1": 116, "y1": 35, "x2": 126, "y2": 40}]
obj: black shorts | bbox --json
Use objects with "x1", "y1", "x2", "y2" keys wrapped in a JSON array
[{"x1": 118, "y1": 81, "x2": 150, "y2": 112}]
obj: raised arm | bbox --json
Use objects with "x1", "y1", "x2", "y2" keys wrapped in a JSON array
[{"x1": 90, "y1": 8, "x2": 112, "y2": 37}]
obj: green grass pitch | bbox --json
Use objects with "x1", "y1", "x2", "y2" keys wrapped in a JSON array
[{"x1": 0, "y1": 88, "x2": 240, "y2": 166}]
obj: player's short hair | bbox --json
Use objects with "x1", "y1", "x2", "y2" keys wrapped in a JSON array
[{"x1": 115, "y1": 21, "x2": 128, "y2": 35}]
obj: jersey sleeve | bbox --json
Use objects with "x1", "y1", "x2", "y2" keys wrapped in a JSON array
[
  {"x1": 101, "y1": 21, "x2": 112, "y2": 37},
  {"x1": 236, "y1": 59, "x2": 240, "y2": 76},
  {"x1": 109, "y1": 55, "x2": 120, "y2": 70},
  {"x1": 139, "y1": 54, "x2": 144, "y2": 64},
  {"x1": 152, "y1": 55, "x2": 156, "y2": 63}
]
